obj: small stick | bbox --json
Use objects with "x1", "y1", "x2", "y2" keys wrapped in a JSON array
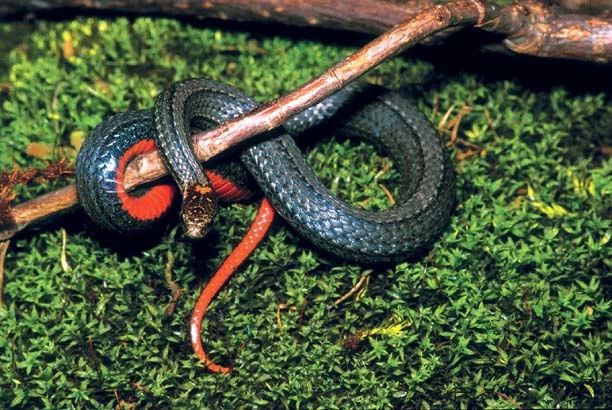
[
  {"x1": 60, "y1": 228, "x2": 72, "y2": 272},
  {"x1": 333, "y1": 271, "x2": 371, "y2": 306},
  {"x1": 0, "y1": 240, "x2": 9, "y2": 308},
  {"x1": 1, "y1": 0, "x2": 610, "y2": 61},
  {"x1": 164, "y1": 249, "x2": 183, "y2": 317}
]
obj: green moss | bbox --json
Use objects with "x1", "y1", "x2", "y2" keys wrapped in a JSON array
[{"x1": 0, "y1": 14, "x2": 610, "y2": 409}]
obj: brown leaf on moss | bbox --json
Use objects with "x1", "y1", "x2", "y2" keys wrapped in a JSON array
[
  {"x1": 94, "y1": 79, "x2": 111, "y2": 96},
  {"x1": 62, "y1": 31, "x2": 75, "y2": 60},
  {"x1": 26, "y1": 142, "x2": 54, "y2": 160}
]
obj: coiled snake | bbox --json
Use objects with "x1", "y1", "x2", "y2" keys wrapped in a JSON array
[{"x1": 75, "y1": 78, "x2": 454, "y2": 372}]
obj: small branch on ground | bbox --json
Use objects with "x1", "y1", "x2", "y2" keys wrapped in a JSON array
[
  {"x1": 60, "y1": 228, "x2": 72, "y2": 272},
  {"x1": 0, "y1": 0, "x2": 610, "y2": 242},
  {"x1": 164, "y1": 249, "x2": 183, "y2": 317},
  {"x1": 333, "y1": 271, "x2": 371, "y2": 306},
  {"x1": 0, "y1": 240, "x2": 9, "y2": 308},
  {"x1": 1, "y1": 0, "x2": 610, "y2": 61}
]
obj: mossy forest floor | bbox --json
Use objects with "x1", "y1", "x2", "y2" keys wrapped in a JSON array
[{"x1": 0, "y1": 10, "x2": 610, "y2": 409}]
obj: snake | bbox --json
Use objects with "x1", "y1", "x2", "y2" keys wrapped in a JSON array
[{"x1": 75, "y1": 78, "x2": 455, "y2": 371}]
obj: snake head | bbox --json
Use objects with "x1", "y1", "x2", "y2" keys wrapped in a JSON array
[{"x1": 180, "y1": 183, "x2": 218, "y2": 239}]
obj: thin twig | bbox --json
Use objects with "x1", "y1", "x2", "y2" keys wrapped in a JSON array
[
  {"x1": 2, "y1": 0, "x2": 610, "y2": 61},
  {"x1": 0, "y1": 240, "x2": 9, "y2": 308},
  {"x1": 378, "y1": 184, "x2": 396, "y2": 206},
  {"x1": 60, "y1": 228, "x2": 72, "y2": 272},
  {"x1": 276, "y1": 303, "x2": 297, "y2": 330},
  {"x1": 333, "y1": 271, "x2": 371, "y2": 306},
  {"x1": 164, "y1": 249, "x2": 183, "y2": 317}
]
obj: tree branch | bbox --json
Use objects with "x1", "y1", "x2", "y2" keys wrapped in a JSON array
[
  {"x1": 1, "y1": 0, "x2": 610, "y2": 62},
  {"x1": 0, "y1": 0, "x2": 610, "y2": 241},
  {"x1": 0, "y1": 0, "x2": 449, "y2": 34},
  {"x1": 485, "y1": 1, "x2": 612, "y2": 62}
]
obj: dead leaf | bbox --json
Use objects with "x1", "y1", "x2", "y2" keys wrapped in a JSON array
[
  {"x1": 26, "y1": 142, "x2": 54, "y2": 159},
  {"x1": 62, "y1": 31, "x2": 75, "y2": 60}
]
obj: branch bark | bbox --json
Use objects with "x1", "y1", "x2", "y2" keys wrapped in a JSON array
[
  {"x1": 0, "y1": 0, "x2": 448, "y2": 34},
  {"x1": 0, "y1": 0, "x2": 610, "y2": 241},
  {"x1": 1, "y1": 0, "x2": 610, "y2": 62},
  {"x1": 484, "y1": 1, "x2": 612, "y2": 62}
]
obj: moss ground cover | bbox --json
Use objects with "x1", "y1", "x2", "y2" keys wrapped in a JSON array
[{"x1": 0, "y1": 13, "x2": 610, "y2": 409}]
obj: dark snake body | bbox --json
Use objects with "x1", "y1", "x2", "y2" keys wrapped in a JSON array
[{"x1": 76, "y1": 79, "x2": 454, "y2": 263}]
